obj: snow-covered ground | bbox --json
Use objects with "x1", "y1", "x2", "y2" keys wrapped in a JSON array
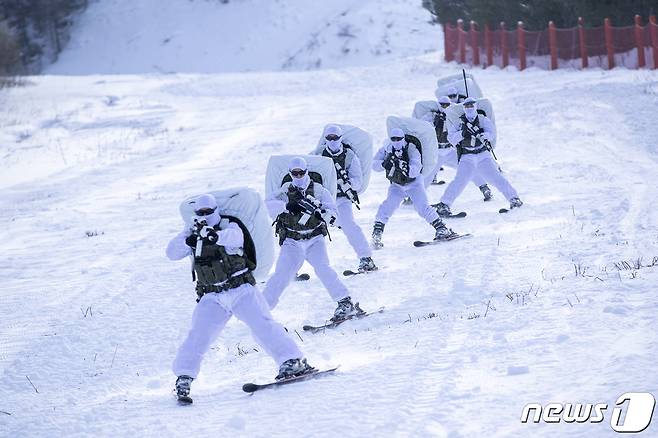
[
  {"x1": 2, "y1": 57, "x2": 658, "y2": 436},
  {"x1": 3, "y1": 0, "x2": 658, "y2": 435},
  {"x1": 47, "y1": 0, "x2": 440, "y2": 74}
]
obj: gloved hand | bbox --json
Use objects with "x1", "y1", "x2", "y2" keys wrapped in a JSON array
[
  {"x1": 313, "y1": 210, "x2": 324, "y2": 221},
  {"x1": 200, "y1": 226, "x2": 218, "y2": 244},
  {"x1": 286, "y1": 200, "x2": 303, "y2": 215},
  {"x1": 435, "y1": 111, "x2": 446, "y2": 122},
  {"x1": 185, "y1": 233, "x2": 198, "y2": 248}
]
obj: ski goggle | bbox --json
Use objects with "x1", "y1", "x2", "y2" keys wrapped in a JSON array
[
  {"x1": 463, "y1": 102, "x2": 476, "y2": 108},
  {"x1": 290, "y1": 169, "x2": 307, "y2": 177},
  {"x1": 325, "y1": 134, "x2": 341, "y2": 141},
  {"x1": 390, "y1": 136, "x2": 404, "y2": 142},
  {"x1": 194, "y1": 207, "x2": 217, "y2": 216},
  {"x1": 440, "y1": 103, "x2": 451, "y2": 108},
  {"x1": 448, "y1": 94, "x2": 458, "y2": 98}
]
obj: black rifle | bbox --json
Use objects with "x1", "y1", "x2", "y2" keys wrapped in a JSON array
[{"x1": 334, "y1": 162, "x2": 360, "y2": 210}]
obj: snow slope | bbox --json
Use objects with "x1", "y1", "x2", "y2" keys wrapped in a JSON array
[
  {"x1": 47, "y1": 0, "x2": 440, "y2": 74},
  {"x1": 1, "y1": 58, "x2": 657, "y2": 437}
]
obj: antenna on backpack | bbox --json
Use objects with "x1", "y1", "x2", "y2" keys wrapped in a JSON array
[{"x1": 462, "y1": 69, "x2": 469, "y2": 98}]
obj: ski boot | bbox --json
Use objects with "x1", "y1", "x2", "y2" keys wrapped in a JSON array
[
  {"x1": 332, "y1": 296, "x2": 365, "y2": 322},
  {"x1": 358, "y1": 256, "x2": 378, "y2": 273},
  {"x1": 434, "y1": 202, "x2": 452, "y2": 217},
  {"x1": 371, "y1": 221, "x2": 385, "y2": 249},
  {"x1": 431, "y1": 218, "x2": 458, "y2": 241},
  {"x1": 402, "y1": 196, "x2": 413, "y2": 205},
  {"x1": 175, "y1": 375, "x2": 194, "y2": 401},
  {"x1": 276, "y1": 358, "x2": 316, "y2": 380},
  {"x1": 509, "y1": 197, "x2": 524, "y2": 209},
  {"x1": 479, "y1": 184, "x2": 493, "y2": 202}
]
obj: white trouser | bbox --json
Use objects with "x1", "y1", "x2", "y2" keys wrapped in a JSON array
[
  {"x1": 336, "y1": 197, "x2": 371, "y2": 259},
  {"x1": 172, "y1": 283, "x2": 302, "y2": 378},
  {"x1": 375, "y1": 178, "x2": 440, "y2": 225},
  {"x1": 424, "y1": 147, "x2": 487, "y2": 188},
  {"x1": 263, "y1": 235, "x2": 350, "y2": 309},
  {"x1": 440, "y1": 151, "x2": 519, "y2": 206}
]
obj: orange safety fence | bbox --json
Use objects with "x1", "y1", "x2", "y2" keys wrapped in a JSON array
[{"x1": 444, "y1": 15, "x2": 658, "y2": 70}]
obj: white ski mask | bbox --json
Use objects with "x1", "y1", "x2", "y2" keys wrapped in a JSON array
[
  {"x1": 324, "y1": 125, "x2": 343, "y2": 153},
  {"x1": 193, "y1": 194, "x2": 221, "y2": 227},
  {"x1": 389, "y1": 128, "x2": 406, "y2": 150},
  {"x1": 288, "y1": 157, "x2": 310, "y2": 189},
  {"x1": 464, "y1": 107, "x2": 477, "y2": 120},
  {"x1": 291, "y1": 173, "x2": 310, "y2": 189}
]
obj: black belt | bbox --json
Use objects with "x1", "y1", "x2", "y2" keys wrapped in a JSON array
[
  {"x1": 460, "y1": 145, "x2": 487, "y2": 155},
  {"x1": 197, "y1": 271, "x2": 255, "y2": 295},
  {"x1": 437, "y1": 143, "x2": 452, "y2": 149}
]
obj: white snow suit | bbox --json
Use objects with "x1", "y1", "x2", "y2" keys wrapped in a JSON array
[
  {"x1": 167, "y1": 222, "x2": 302, "y2": 378},
  {"x1": 262, "y1": 178, "x2": 350, "y2": 310},
  {"x1": 373, "y1": 141, "x2": 441, "y2": 225},
  {"x1": 319, "y1": 144, "x2": 372, "y2": 259},
  {"x1": 421, "y1": 110, "x2": 487, "y2": 188},
  {"x1": 440, "y1": 113, "x2": 519, "y2": 206}
]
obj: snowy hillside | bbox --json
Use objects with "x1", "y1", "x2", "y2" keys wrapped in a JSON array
[
  {"x1": 2, "y1": 55, "x2": 658, "y2": 436},
  {"x1": 46, "y1": 0, "x2": 440, "y2": 74}
]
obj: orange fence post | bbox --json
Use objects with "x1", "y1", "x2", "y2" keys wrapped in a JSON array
[
  {"x1": 517, "y1": 21, "x2": 526, "y2": 70},
  {"x1": 500, "y1": 22, "x2": 508, "y2": 68},
  {"x1": 548, "y1": 21, "x2": 558, "y2": 70},
  {"x1": 470, "y1": 21, "x2": 480, "y2": 65},
  {"x1": 458, "y1": 19, "x2": 466, "y2": 64},
  {"x1": 578, "y1": 17, "x2": 588, "y2": 69},
  {"x1": 444, "y1": 23, "x2": 452, "y2": 62},
  {"x1": 650, "y1": 15, "x2": 658, "y2": 69},
  {"x1": 485, "y1": 24, "x2": 493, "y2": 67},
  {"x1": 604, "y1": 18, "x2": 615, "y2": 69},
  {"x1": 635, "y1": 15, "x2": 646, "y2": 68}
]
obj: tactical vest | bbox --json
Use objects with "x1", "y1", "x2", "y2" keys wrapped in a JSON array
[
  {"x1": 432, "y1": 111, "x2": 450, "y2": 146},
  {"x1": 385, "y1": 143, "x2": 417, "y2": 186},
  {"x1": 189, "y1": 221, "x2": 256, "y2": 300},
  {"x1": 322, "y1": 144, "x2": 354, "y2": 199},
  {"x1": 457, "y1": 114, "x2": 488, "y2": 156},
  {"x1": 275, "y1": 181, "x2": 327, "y2": 244}
]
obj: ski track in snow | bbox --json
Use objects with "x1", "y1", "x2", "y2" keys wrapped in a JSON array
[{"x1": 1, "y1": 59, "x2": 658, "y2": 437}]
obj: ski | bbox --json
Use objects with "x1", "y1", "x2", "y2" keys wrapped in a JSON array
[
  {"x1": 430, "y1": 205, "x2": 467, "y2": 218},
  {"x1": 302, "y1": 307, "x2": 385, "y2": 333},
  {"x1": 413, "y1": 233, "x2": 472, "y2": 247},
  {"x1": 296, "y1": 273, "x2": 310, "y2": 281},
  {"x1": 342, "y1": 268, "x2": 379, "y2": 277},
  {"x1": 498, "y1": 208, "x2": 509, "y2": 214},
  {"x1": 177, "y1": 394, "x2": 193, "y2": 405},
  {"x1": 242, "y1": 366, "x2": 339, "y2": 393}
]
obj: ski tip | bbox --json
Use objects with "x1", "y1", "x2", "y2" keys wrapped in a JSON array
[
  {"x1": 498, "y1": 208, "x2": 509, "y2": 214},
  {"x1": 302, "y1": 325, "x2": 314, "y2": 331},
  {"x1": 242, "y1": 383, "x2": 259, "y2": 393},
  {"x1": 296, "y1": 273, "x2": 311, "y2": 281}
]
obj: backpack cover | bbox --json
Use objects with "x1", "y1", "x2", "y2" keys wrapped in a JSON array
[
  {"x1": 385, "y1": 116, "x2": 438, "y2": 178},
  {"x1": 265, "y1": 154, "x2": 337, "y2": 200},
  {"x1": 412, "y1": 100, "x2": 439, "y2": 121},
  {"x1": 179, "y1": 187, "x2": 274, "y2": 281},
  {"x1": 311, "y1": 124, "x2": 373, "y2": 194},
  {"x1": 435, "y1": 73, "x2": 484, "y2": 99}
]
